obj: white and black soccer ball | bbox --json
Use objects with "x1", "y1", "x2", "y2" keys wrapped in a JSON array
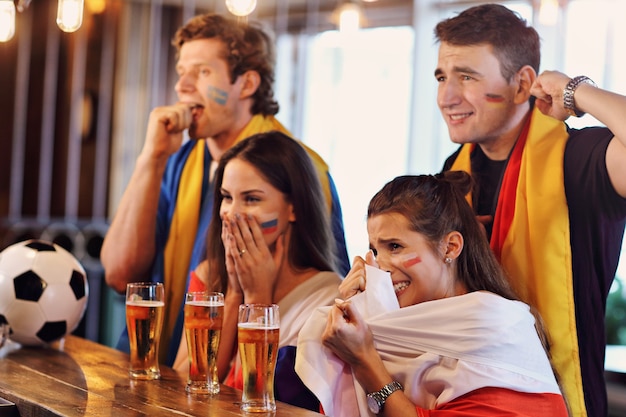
[{"x1": 0, "y1": 239, "x2": 89, "y2": 346}]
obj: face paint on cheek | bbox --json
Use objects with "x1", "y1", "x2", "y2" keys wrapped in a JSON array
[
  {"x1": 206, "y1": 86, "x2": 228, "y2": 105},
  {"x1": 399, "y1": 253, "x2": 422, "y2": 269},
  {"x1": 485, "y1": 93, "x2": 506, "y2": 104},
  {"x1": 258, "y1": 212, "x2": 279, "y2": 235},
  {"x1": 260, "y1": 219, "x2": 278, "y2": 234}
]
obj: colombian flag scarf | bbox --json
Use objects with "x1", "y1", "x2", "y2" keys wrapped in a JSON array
[
  {"x1": 160, "y1": 115, "x2": 332, "y2": 363},
  {"x1": 450, "y1": 107, "x2": 585, "y2": 417}
]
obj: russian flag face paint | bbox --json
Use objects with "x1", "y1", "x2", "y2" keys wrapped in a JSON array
[
  {"x1": 206, "y1": 85, "x2": 228, "y2": 105},
  {"x1": 400, "y1": 253, "x2": 421, "y2": 269},
  {"x1": 260, "y1": 218, "x2": 278, "y2": 234},
  {"x1": 258, "y1": 212, "x2": 279, "y2": 235}
]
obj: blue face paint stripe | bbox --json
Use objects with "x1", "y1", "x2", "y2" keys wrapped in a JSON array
[{"x1": 206, "y1": 86, "x2": 228, "y2": 105}]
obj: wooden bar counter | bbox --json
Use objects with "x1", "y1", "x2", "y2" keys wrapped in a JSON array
[{"x1": 0, "y1": 335, "x2": 322, "y2": 417}]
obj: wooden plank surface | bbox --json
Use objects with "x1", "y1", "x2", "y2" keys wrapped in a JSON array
[{"x1": 0, "y1": 335, "x2": 322, "y2": 417}]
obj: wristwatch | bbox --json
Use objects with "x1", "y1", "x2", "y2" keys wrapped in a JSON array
[
  {"x1": 366, "y1": 380, "x2": 403, "y2": 414},
  {"x1": 563, "y1": 75, "x2": 596, "y2": 117}
]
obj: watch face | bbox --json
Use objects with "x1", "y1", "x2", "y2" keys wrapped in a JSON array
[{"x1": 367, "y1": 395, "x2": 381, "y2": 414}]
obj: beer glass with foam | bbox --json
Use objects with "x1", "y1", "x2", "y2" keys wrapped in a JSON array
[
  {"x1": 237, "y1": 304, "x2": 280, "y2": 412},
  {"x1": 125, "y1": 282, "x2": 164, "y2": 380},
  {"x1": 184, "y1": 291, "x2": 224, "y2": 394}
]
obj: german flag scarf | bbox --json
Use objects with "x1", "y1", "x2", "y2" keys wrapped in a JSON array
[
  {"x1": 160, "y1": 114, "x2": 332, "y2": 363},
  {"x1": 450, "y1": 107, "x2": 585, "y2": 417}
]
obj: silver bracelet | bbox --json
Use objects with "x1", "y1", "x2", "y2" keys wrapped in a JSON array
[{"x1": 563, "y1": 75, "x2": 596, "y2": 117}]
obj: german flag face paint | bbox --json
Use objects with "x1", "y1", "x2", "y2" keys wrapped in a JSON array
[{"x1": 485, "y1": 93, "x2": 506, "y2": 104}]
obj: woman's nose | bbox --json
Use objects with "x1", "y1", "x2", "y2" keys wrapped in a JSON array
[
  {"x1": 223, "y1": 201, "x2": 249, "y2": 219},
  {"x1": 373, "y1": 253, "x2": 390, "y2": 271}
]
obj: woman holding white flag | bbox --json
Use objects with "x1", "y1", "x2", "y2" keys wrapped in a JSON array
[{"x1": 296, "y1": 171, "x2": 569, "y2": 417}]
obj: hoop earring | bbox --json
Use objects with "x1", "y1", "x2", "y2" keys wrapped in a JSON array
[{"x1": 444, "y1": 257, "x2": 452, "y2": 264}]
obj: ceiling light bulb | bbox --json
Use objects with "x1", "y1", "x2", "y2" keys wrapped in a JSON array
[
  {"x1": 538, "y1": 0, "x2": 559, "y2": 26},
  {"x1": 338, "y1": 2, "x2": 361, "y2": 33},
  {"x1": 16, "y1": 0, "x2": 31, "y2": 13},
  {"x1": 86, "y1": 0, "x2": 106, "y2": 14},
  {"x1": 225, "y1": 0, "x2": 257, "y2": 17},
  {"x1": 57, "y1": 0, "x2": 84, "y2": 33},
  {"x1": 0, "y1": 0, "x2": 16, "y2": 42}
]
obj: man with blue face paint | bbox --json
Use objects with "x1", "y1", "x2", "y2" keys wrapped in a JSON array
[{"x1": 101, "y1": 13, "x2": 350, "y2": 370}]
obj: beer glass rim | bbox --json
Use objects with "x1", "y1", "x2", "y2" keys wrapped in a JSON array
[
  {"x1": 237, "y1": 303, "x2": 279, "y2": 327},
  {"x1": 126, "y1": 282, "x2": 163, "y2": 288},
  {"x1": 239, "y1": 303, "x2": 279, "y2": 309},
  {"x1": 185, "y1": 291, "x2": 224, "y2": 297},
  {"x1": 126, "y1": 282, "x2": 164, "y2": 303},
  {"x1": 185, "y1": 291, "x2": 224, "y2": 303}
]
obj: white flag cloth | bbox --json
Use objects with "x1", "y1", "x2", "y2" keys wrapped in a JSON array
[{"x1": 295, "y1": 266, "x2": 561, "y2": 417}]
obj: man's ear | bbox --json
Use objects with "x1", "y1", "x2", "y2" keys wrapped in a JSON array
[
  {"x1": 239, "y1": 70, "x2": 261, "y2": 99},
  {"x1": 513, "y1": 65, "x2": 536, "y2": 104}
]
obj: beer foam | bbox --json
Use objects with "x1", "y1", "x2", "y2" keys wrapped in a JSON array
[
  {"x1": 186, "y1": 300, "x2": 224, "y2": 307},
  {"x1": 126, "y1": 300, "x2": 165, "y2": 307}
]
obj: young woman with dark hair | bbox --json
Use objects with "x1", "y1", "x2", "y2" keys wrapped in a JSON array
[
  {"x1": 175, "y1": 131, "x2": 340, "y2": 412},
  {"x1": 297, "y1": 171, "x2": 569, "y2": 417}
]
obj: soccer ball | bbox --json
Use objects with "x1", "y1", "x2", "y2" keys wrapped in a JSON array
[{"x1": 0, "y1": 239, "x2": 89, "y2": 346}]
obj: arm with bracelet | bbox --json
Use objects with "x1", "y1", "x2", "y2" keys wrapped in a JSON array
[{"x1": 530, "y1": 70, "x2": 626, "y2": 198}]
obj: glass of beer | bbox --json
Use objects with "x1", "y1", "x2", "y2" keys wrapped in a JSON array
[
  {"x1": 184, "y1": 291, "x2": 224, "y2": 394},
  {"x1": 125, "y1": 282, "x2": 165, "y2": 380},
  {"x1": 237, "y1": 303, "x2": 280, "y2": 413}
]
